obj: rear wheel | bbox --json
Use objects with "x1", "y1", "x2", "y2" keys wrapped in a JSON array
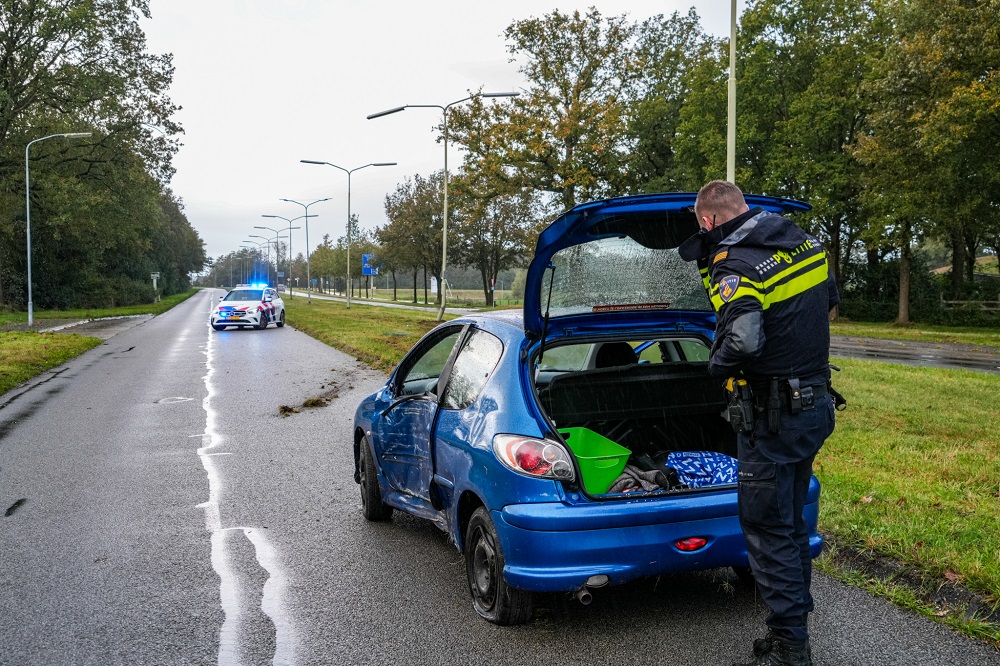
[
  {"x1": 276, "y1": 310, "x2": 285, "y2": 328},
  {"x1": 359, "y1": 441, "x2": 393, "y2": 521},
  {"x1": 464, "y1": 507, "x2": 532, "y2": 625}
]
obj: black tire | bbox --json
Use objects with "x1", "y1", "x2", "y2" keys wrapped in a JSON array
[
  {"x1": 211, "y1": 324, "x2": 226, "y2": 331},
  {"x1": 276, "y1": 310, "x2": 285, "y2": 328},
  {"x1": 257, "y1": 310, "x2": 269, "y2": 330},
  {"x1": 464, "y1": 507, "x2": 533, "y2": 625},
  {"x1": 733, "y1": 565, "x2": 756, "y2": 587},
  {"x1": 359, "y1": 441, "x2": 393, "y2": 521}
]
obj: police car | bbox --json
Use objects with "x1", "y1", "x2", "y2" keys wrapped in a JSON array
[{"x1": 210, "y1": 284, "x2": 285, "y2": 331}]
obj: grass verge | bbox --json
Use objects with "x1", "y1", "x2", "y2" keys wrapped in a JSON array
[
  {"x1": 0, "y1": 288, "x2": 201, "y2": 328},
  {"x1": 831, "y1": 320, "x2": 1000, "y2": 349},
  {"x1": 816, "y1": 357, "x2": 1000, "y2": 645},
  {"x1": 284, "y1": 297, "x2": 454, "y2": 371},
  {"x1": 0, "y1": 333, "x2": 102, "y2": 395},
  {"x1": 0, "y1": 289, "x2": 201, "y2": 396}
]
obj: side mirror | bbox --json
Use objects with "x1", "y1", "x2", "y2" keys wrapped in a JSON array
[
  {"x1": 219, "y1": 296, "x2": 224, "y2": 301},
  {"x1": 264, "y1": 295, "x2": 273, "y2": 302}
]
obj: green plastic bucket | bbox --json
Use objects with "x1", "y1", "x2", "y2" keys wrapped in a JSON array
[{"x1": 559, "y1": 427, "x2": 631, "y2": 494}]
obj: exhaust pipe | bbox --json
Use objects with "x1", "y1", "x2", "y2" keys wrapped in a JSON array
[{"x1": 574, "y1": 586, "x2": 593, "y2": 605}]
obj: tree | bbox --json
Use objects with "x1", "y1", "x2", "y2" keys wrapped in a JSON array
[
  {"x1": 382, "y1": 172, "x2": 445, "y2": 303},
  {"x1": 0, "y1": 0, "x2": 180, "y2": 180},
  {"x1": 0, "y1": 0, "x2": 195, "y2": 309},
  {"x1": 449, "y1": 8, "x2": 644, "y2": 210},
  {"x1": 625, "y1": 9, "x2": 711, "y2": 193},
  {"x1": 856, "y1": 0, "x2": 1000, "y2": 319},
  {"x1": 450, "y1": 184, "x2": 542, "y2": 305}
]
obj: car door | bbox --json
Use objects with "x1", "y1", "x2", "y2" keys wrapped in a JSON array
[{"x1": 372, "y1": 325, "x2": 465, "y2": 498}]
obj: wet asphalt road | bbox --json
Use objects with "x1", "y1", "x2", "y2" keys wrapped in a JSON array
[
  {"x1": 831, "y1": 335, "x2": 1000, "y2": 374},
  {"x1": 2, "y1": 291, "x2": 999, "y2": 665}
]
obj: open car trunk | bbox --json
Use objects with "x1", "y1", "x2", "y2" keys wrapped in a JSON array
[{"x1": 536, "y1": 350, "x2": 737, "y2": 497}]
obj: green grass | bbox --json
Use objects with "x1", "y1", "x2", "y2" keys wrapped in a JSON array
[
  {"x1": 0, "y1": 289, "x2": 201, "y2": 395},
  {"x1": 831, "y1": 320, "x2": 1000, "y2": 349},
  {"x1": 0, "y1": 332, "x2": 102, "y2": 394},
  {"x1": 0, "y1": 288, "x2": 200, "y2": 327},
  {"x1": 816, "y1": 358, "x2": 1000, "y2": 639},
  {"x1": 284, "y1": 297, "x2": 455, "y2": 371}
]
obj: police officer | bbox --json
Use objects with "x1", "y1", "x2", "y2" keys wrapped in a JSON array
[{"x1": 679, "y1": 181, "x2": 839, "y2": 666}]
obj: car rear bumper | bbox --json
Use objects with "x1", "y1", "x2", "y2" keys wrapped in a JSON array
[{"x1": 493, "y1": 479, "x2": 822, "y2": 592}]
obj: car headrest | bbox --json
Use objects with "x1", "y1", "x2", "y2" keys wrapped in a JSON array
[{"x1": 595, "y1": 342, "x2": 637, "y2": 368}]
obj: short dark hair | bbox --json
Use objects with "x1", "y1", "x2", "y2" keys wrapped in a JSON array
[{"x1": 695, "y1": 180, "x2": 747, "y2": 223}]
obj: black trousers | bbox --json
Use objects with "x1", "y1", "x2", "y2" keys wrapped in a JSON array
[{"x1": 737, "y1": 394, "x2": 836, "y2": 642}]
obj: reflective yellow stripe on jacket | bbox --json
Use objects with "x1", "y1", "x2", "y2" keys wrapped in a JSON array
[{"x1": 710, "y1": 251, "x2": 829, "y2": 312}]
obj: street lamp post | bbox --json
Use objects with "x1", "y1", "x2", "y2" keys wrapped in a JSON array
[
  {"x1": 254, "y1": 224, "x2": 299, "y2": 290},
  {"x1": 261, "y1": 214, "x2": 307, "y2": 297},
  {"x1": 250, "y1": 234, "x2": 288, "y2": 286},
  {"x1": 280, "y1": 198, "x2": 330, "y2": 304},
  {"x1": 728, "y1": 0, "x2": 737, "y2": 183},
  {"x1": 299, "y1": 160, "x2": 396, "y2": 309},
  {"x1": 368, "y1": 92, "x2": 518, "y2": 321},
  {"x1": 24, "y1": 131, "x2": 91, "y2": 326}
]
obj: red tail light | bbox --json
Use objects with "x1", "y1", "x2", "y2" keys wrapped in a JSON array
[
  {"x1": 675, "y1": 537, "x2": 708, "y2": 552},
  {"x1": 493, "y1": 435, "x2": 575, "y2": 481}
]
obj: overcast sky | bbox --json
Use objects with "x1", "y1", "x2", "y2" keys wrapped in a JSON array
[{"x1": 142, "y1": 1, "x2": 745, "y2": 262}]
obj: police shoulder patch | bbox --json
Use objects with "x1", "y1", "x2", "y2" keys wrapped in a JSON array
[
  {"x1": 712, "y1": 250, "x2": 728, "y2": 264},
  {"x1": 718, "y1": 275, "x2": 741, "y2": 303}
]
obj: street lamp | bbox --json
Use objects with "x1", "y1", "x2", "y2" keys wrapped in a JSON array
[
  {"x1": 250, "y1": 233, "x2": 288, "y2": 286},
  {"x1": 280, "y1": 198, "x2": 330, "y2": 303},
  {"x1": 727, "y1": 0, "x2": 737, "y2": 183},
  {"x1": 299, "y1": 160, "x2": 396, "y2": 308},
  {"x1": 368, "y1": 91, "x2": 519, "y2": 321},
  {"x1": 254, "y1": 224, "x2": 299, "y2": 291},
  {"x1": 261, "y1": 214, "x2": 307, "y2": 297},
  {"x1": 24, "y1": 131, "x2": 92, "y2": 326}
]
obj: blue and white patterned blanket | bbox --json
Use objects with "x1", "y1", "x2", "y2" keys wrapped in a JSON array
[{"x1": 666, "y1": 451, "x2": 738, "y2": 488}]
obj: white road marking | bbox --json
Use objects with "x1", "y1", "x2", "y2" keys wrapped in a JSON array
[{"x1": 199, "y1": 291, "x2": 295, "y2": 665}]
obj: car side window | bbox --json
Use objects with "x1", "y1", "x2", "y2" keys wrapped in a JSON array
[
  {"x1": 677, "y1": 339, "x2": 710, "y2": 362},
  {"x1": 398, "y1": 328, "x2": 463, "y2": 396},
  {"x1": 634, "y1": 339, "x2": 710, "y2": 364},
  {"x1": 441, "y1": 329, "x2": 504, "y2": 410}
]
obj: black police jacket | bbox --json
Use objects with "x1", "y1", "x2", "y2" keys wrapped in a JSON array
[{"x1": 678, "y1": 207, "x2": 840, "y2": 381}]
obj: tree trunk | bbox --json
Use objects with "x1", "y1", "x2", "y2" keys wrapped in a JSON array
[
  {"x1": 412, "y1": 269, "x2": 418, "y2": 303},
  {"x1": 897, "y1": 241, "x2": 912, "y2": 326},
  {"x1": 964, "y1": 229, "x2": 978, "y2": 283},
  {"x1": 392, "y1": 270, "x2": 397, "y2": 301},
  {"x1": 423, "y1": 265, "x2": 428, "y2": 304},
  {"x1": 949, "y1": 231, "x2": 965, "y2": 298}
]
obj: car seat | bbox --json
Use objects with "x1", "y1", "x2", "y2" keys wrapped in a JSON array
[{"x1": 595, "y1": 342, "x2": 637, "y2": 368}]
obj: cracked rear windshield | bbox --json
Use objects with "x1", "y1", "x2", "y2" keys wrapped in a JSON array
[{"x1": 541, "y1": 236, "x2": 712, "y2": 316}]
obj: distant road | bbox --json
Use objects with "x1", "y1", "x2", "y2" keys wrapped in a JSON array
[{"x1": 831, "y1": 335, "x2": 1000, "y2": 374}]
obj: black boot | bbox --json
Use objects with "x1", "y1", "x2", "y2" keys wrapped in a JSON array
[
  {"x1": 752, "y1": 630, "x2": 774, "y2": 658},
  {"x1": 733, "y1": 635, "x2": 812, "y2": 666}
]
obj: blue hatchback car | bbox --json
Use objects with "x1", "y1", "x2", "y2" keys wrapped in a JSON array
[{"x1": 353, "y1": 192, "x2": 823, "y2": 624}]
